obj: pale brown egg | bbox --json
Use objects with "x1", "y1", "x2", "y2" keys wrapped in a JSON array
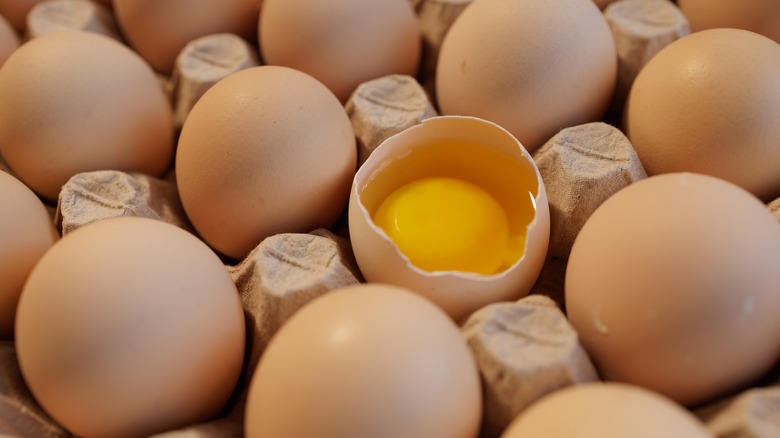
[
  {"x1": 15, "y1": 217, "x2": 245, "y2": 438},
  {"x1": 592, "y1": 0, "x2": 618, "y2": 9},
  {"x1": 679, "y1": 0, "x2": 780, "y2": 43},
  {"x1": 501, "y1": 383, "x2": 714, "y2": 437},
  {"x1": 113, "y1": 0, "x2": 260, "y2": 74},
  {"x1": 0, "y1": 12, "x2": 19, "y2": 67},
  {"x1": 0, "y1": 171, "x2": 58, "y2": 339},
  {"x1": 625, "y1": 28, "x2": 780, "y2": 201},
  {"x1": 0, "y1": 0, "x2": 43, "y2": 30},
  {"x1": 245, "y1": 283, "x2": 482, "y2": 438},
  {"x1": 0, "y1": 30, "x2": 173, "y2": 201},
  {"x1": 566, "y1": 173, "x2": 780, "y2": 407},
  {"x1": 259, "y1": 0, "x2": 421, "y2": 102},
  {"x1": 176, "y1": 65, "x2": 356, "y2": 260},
  {"x1": 436, "y1": 0, "x2": 617, "y2": 153}
]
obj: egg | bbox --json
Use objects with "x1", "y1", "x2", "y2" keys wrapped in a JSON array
[
  {"x1": 349, "y1": 116, "x2": 549, "y2": 322},
  {"x1": 0, "y1": 12, "x2": 19, "y2": 67},
  {"x1": 592, "y1": 0, "x2": 618, "y2": 9},
  {"x1": 625, "y1": 28, "x2": 780, "y2": 201},
  {"x1": 678, "y1": 0, "x2": 780, "y2": 44},
  {"x1": 501, "y1": 382, "x2": 714, "y2": 437},
  {"x1": 436, "y1": 0, "x2": 617, "y2": 153},
  {"x1": 0, "y1": 171, "x2": 58, "y2": 339},
  {"x1": 176, "y1": 65, "x2": 356, "y2": 260},
  {"x1": 565, "y1": 173, "x2": 780, "y2": 407},
  {"x1": 15, "y1": 217, "x2": 245, "y2": 438},
  {"x1": 259, "y1": 0, "x2": 421, "y2": 102},
  {"x1": 113, "y1": 0, "x2": 261, "y2": 74},
  {"x1": 244, "y1": 283, "x2": 482, "y2": 438},
  {"x1": 0, "y1": 30, "x2": 173, "y2": 201},
  {"x1": 0, "y1": 0, "x2": 43, "y2": 30}
]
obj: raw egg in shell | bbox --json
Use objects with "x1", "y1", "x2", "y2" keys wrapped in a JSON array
[{"x1": 349, "y1": 116, "x2": 550, "y2": 322}]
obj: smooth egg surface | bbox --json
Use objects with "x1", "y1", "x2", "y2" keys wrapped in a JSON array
[
  {"x1": 114, "y1": 0, "x2": 260, "y2": 74},
  {"x1": 15, "y1": 217, "x2": 245, "y2": 438},
  {"x1": 0, "y1": 12, "x2": 18, "y2": 66},
  {"x1": 678, "y1": 0, "x2": 780, "y2": 43},
  {"x1": 566, "y1": 173, "x2": 780, "y2": 407},
  {"x1": 436, "y1": 0, "x2": 617, "y2": 153},
  {"x1": 501, "y1": 383, "x2": 714, "y2": 437},
  {"x1": 245, "y1": 283, "x2": 482, "y2": 438},
  {"x1": 0, "y1": 171, "x2": 58, "y2": 339},
  {"x1": 260, "y1": 0, "x2": 421, "y2": 102},
  {"x1": 176, "y1": 65, "x2": 356, "y2": 260},
  {"x1": 0, "y1": 30, "x2": 173, "y2": 201},
  {"x1": 625, "y1": 28, "x2": 780, "y2": 201}
]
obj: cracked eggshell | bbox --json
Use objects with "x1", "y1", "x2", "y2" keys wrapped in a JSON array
[
  {"x1": 348, "y1": 116, "x2": 550, "y2": 322},
  {"x1": 565, "y1": 173, "x2": 780, "y2": 407}
]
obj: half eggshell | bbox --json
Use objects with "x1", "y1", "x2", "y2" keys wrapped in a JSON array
[{"x1": 349, "y1": 116, "x2": 550, "y2": 322}]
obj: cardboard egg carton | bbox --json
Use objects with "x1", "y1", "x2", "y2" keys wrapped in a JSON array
[{"x1": 2, "y1": 0, "x2": 780, "y2": 437}]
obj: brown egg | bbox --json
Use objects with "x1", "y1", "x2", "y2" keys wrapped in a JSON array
[
  {"x1": 625, "y1": 28, "x2": 780, "y2": 201},
  {"x1": 245, "y1": 283, "x2": 482, "y2": 438},
  {"x1": 0, "y1": 31, "x2": 173, "y2": 201},
  {"x1": 259, "y1": 0, "x2": 421, "y2": 102},
  {"x1": 0, "y1": 171, "x2": 58, "y2": 339},
  {"x1": 501, "y1": 383, "x2": 714, "y2": 437},
  {"x1": 176, "y1": 65, "x2": 356, "y2": 260},
  {"x1": 0, "y1": 12, "x2": 19, "y2": 67},
  {"x1": 113, "y1": 0, "x2": 260, "y2": 74},
  {"x1": 566, "y1": 173, "x2": 780, "y2": 407},
  {"x1": 592, "y1": 0, "x2": 618, "y2": 9},
  {"x1": 0, "y1": 0, "x2": 43, "y2": 30},
  {"x1": 436, "y1": 0, "x2": 617, "y2": 153},
  {"x1": 678, "y1": 0, "x2": 780, "y2": 43},
  {"x1": 15, "y1": 217, "x2": 245, "y2": 438}
]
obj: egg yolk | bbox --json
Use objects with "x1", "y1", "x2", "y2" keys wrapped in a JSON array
[{"x1": 373, "y1": 177, "x2": 511, "y2": 274}]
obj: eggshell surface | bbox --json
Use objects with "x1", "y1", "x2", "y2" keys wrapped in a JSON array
[
  {"x1": 501, "y1": 382, "x2": 714, "y2": 437},
  {"x1": 0, "y1": 0, "x2": 43, "y2": 29},
  {"x1": 15, "y1": 217, "x2": 245, "y2": 438},
  {"x1": 259, "y1": 0, "x2": 421, "y2": 102},
  {"x1": 114, "y1": 0, "x2": 261, "y2": 73},
  {"x1": 176, "y1": 65, "x2": 356, "y2": 260},
  {"x1": 436, "y1": 0, "x2": 617, "y2": 153},
  {"x1": 625, "y1": 28, "x2": 780, "y2": 201},
  {"x1": 0, "y1": 31, "x2": 174, "y2": 201},
  {"x1": 0, "y1": 13, "x2": 18, "y2": 67},
  {"x1": 566, "y1": 173, "x2": 780, "y2": 407},
  {"x1": 245, "y1": 283, "x2": 482, "y2": 438},
  {"x1": 678, "y1": 0, "x2": 780, "y2": 43},
  {"x1": 0, "y1": 171, "x2": 58, "y2": 339},
  {"x1": 349, "y1": 116, "x2": 549, "y2": 322}
]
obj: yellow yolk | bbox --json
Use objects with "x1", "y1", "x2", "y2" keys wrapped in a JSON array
[{"x1": 373, "y1": 177, "x2": 511, "y2": 274}]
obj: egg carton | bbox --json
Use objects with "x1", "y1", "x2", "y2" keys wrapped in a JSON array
[{"x1": 2, "y1": 0, "x2": 780, "y2": 437}]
